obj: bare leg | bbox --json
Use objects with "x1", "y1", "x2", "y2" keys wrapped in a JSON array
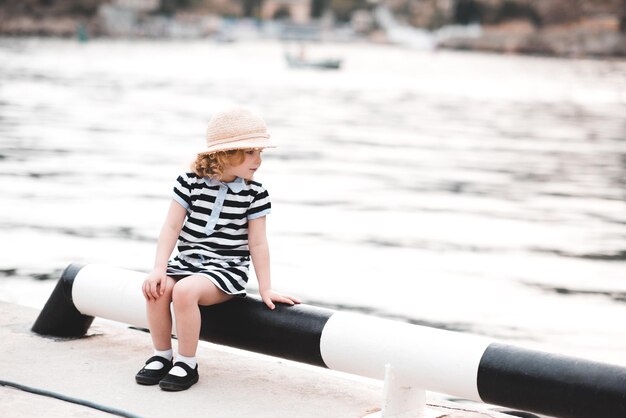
[
  {"x1": 172, "y1": 275, "x2": 233, "y2": 357},
  {"x1": 146, "y1": 276, "x2": 176, "y2": 350}
]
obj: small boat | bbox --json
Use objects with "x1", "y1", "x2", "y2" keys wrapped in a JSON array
[
  {"x1": 284, "y1": 53, "x2": 342, "y2": 70},
  {"x1": 285, "y1": 44, "x2": 341, "y2": 70}
]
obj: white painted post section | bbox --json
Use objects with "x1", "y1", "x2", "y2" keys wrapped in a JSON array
[
  {"x1": 382, "y1": 364, "x2": 425, "y2": 417},
  {"x1": 72, "y1": 264, "x2": 148, "y2": 329},
  {"x1": 365, "y1": 364, "x2": 455, "y2": 418},
  {"x1": 320, "y1": 312, "x2": 494, "y2": 402}
]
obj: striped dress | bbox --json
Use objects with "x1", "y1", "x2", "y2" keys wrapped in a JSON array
[{"x1": 166, "y1": 172, "x2": 271, "y2": 296}]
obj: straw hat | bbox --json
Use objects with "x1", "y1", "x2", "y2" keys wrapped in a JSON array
[{"x1": 199, "y1": 107, "x2": 275, "y2": 156}]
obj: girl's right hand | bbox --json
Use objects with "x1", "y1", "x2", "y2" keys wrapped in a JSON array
[{"x1": 143, "y1": 269, "x2": 167, "y2": 301}]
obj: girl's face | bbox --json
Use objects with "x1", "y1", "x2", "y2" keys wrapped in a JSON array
[{"x1": 222, "y1": 149, "x2": 263, "y2": 181}]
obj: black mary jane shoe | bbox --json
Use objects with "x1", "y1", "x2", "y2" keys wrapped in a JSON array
[
  {"x1": 158, "y1": 361, "x2": 199, "y2": 392},
  {"x1": 135, "y1": 355, "x2": 173, "y2": 385}
]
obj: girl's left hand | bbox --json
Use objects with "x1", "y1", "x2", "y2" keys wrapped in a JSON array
[{"x1": 260, "y1": 289, "x2": 301, "y2": 310}]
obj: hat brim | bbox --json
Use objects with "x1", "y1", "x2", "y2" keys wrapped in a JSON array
[{"x1": 198, "y1": 135, "x2": 276, "y2": 156}]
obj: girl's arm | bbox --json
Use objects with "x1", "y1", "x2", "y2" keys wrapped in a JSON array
[
  {"x1": 248, "y1": 216, "x2": 301, "y2": 310},
  {"x1": 143, "y1": 200, "x2": 187, "y2": 301}
]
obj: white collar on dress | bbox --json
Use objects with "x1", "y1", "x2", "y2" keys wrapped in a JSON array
[{"x1": 204, "y1": 176, "x2": 246, "y2": 193}]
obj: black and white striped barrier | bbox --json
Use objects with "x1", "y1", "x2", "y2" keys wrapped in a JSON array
[{"x1": 33, "y1": 264, "x2": 626, "y2": 418}]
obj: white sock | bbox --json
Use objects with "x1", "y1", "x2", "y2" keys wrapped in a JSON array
[
  {"x1": 169, "y1": 354, "x2": 197, "y2": 377},
  {"x1": 145, "y1": 348, "x2": 173, "y2": 370}
]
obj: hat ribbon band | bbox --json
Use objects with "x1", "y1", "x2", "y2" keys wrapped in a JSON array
[{"x1": 207, "y1": 131, "x2": 270, "y2": 147}]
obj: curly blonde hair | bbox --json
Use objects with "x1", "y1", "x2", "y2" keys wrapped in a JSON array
[{"x1": 191, "y1": 149, "x2": 246, "y2": 180}]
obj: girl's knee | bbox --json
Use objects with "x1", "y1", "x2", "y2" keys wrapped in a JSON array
[
  {"x1": 150, "y1": 277, "x2": 175, "y2": 304},
  {"x1": 172, "y1": 280, "x2": 198, "y2": 306}
]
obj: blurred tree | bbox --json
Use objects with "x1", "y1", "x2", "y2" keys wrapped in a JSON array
[
  {"x1": 454, "y1": 0, "x2": 482, "y2": 24},
  {"x1": 494, "y1": 1, "x2": 541, "y2": 26},
  {"x1": 158, "y1": 0, "x2": 205, "y2": 15},
  {"x1": 330, "y1": 0, "x2": 368, "y2": 22},
  {"x1": 311, "y1": 0, "x2": 330, "y2": 18},
  {"x1": 242, "y1": 0, "x2": 261, "y2": 18},
  {"x1": 273, "y1": 5, "x2": 290, "y2": 19},
  {"x1": 453, "y1": 0, "x2": 547, "y2": 27}
]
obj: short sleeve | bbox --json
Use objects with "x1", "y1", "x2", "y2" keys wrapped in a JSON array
[
  {"x1": 172, "y1": 173, "x2": 192, "y2": 209},
  {"x1": 248, "y1": 185, "x2": 271, "y2": 220}
]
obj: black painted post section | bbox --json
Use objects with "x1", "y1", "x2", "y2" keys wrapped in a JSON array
[
  {"x1": 477, "y1": 343, "x2": 626, "y2": 418},
  {"x1": 31, "y1": 263, "x2": 94, "y2": 338},
  {"x1": 198, "y1": 296, "x2": 334, "y2": 367}
]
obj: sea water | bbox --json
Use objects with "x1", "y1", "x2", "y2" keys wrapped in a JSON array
[{"x1": 1, "y1": 38, "x2": 625, "y2": 366}]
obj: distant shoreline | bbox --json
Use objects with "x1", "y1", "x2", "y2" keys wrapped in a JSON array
[
  {"x1": 2, "y1": 1, "x2": 626, "y2": 59},
  {"x1": 1, "y1": 29, "x2": 625, "y2": 61},
  {"x1": 1, "y1": 0, "x2": 626, "y2": 59}
]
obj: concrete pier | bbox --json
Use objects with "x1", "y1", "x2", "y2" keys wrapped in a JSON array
[{"x1": 1, "y1": 301, "x2": 516, "y2": 418}]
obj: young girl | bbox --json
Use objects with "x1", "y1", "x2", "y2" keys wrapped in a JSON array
[{"x1": 135, "y1": 107, "x2": 300, "y2": 391}]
